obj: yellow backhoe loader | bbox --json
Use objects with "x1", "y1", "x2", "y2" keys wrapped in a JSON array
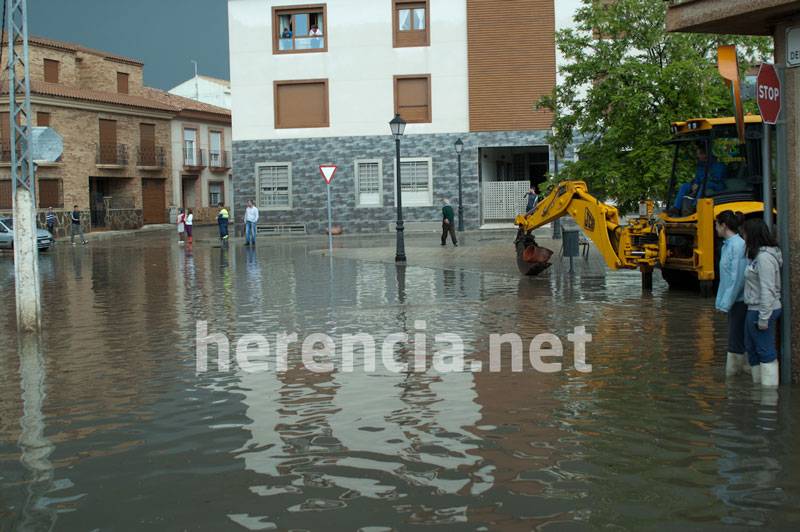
[{"x1": 514, "y1": 46, "x2": 769, "y2": 296}]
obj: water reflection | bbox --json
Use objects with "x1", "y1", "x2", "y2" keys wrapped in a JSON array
[
  {"x1": 15, "y1": 335, "x2": 56, "y2": 530},
  {"x1": 0, "y1": 235, "x2": 798, "y2": 530}
]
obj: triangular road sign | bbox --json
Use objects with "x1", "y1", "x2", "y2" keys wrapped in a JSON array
[{"x1": 320, "y1": 165, "x2": 337, "y2": 184}]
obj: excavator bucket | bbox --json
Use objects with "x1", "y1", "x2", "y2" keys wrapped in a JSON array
[{"x1": 515, "y1": 232, "x2": 553, "y2": 276}]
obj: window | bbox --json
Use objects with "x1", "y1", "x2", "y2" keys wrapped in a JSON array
[
  {"x1": 140, "y1": 123, "x2": 156, "y2": 165},
  {"x1": 355, "y1": 159, "x2": 383, "y2": 207},
  {"x1": 38, "y1": 179, "x2": 62, "y2": 208},
  {"x1": 117, "y1": 72, "x2": 129, "y2": 94},
  {"x1": 208, "y1": 182, "x2": 224, "y2": 205},
  {"x1": 37, "y1": 112, "x2": 51, "y2": 127},
  {"x1": 273, "y1": 4, "x2": 327, "y2": 53},
  {"x1": 43, "y1": 59, "x2": 59, "y2": 83},
  {"x1": 394, "y1": 157, "x2": 433, "y2": 206},
  {"x1": 257, "y1": 162, "x2": 292, "y2": 210},
  {"x1": 209, "y1": 130, "x2": 223, "y2": 166},
  {"x1": 393, "y1": 0, "x2": 429, "y2": 47},
  {"x1": 98, "y1": 119, "x2": 118, "y2": 164},
  {"x1": 0, "y1": 180, "x2": 11, "y2": 209},
  {"x1": 394, "y1": 75, "x2": 431, "y2": 123},
  {"x1": 274, "y1": 80, "x2": 329, "y2": 129},
  {"x1": 183, "y1": 128, "x2": 197, "y2": 165}
]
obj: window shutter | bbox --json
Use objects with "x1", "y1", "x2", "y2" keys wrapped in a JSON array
[
  {"x1": 43, "y1": 59, "x2": 59, "y2": 83},
  {"x1": 274, "y1": 81, "x2": 328, "y2": 128},
  {"x1": 395, "y1": 76, "x2": 430, "y2": 123},
  {"x1": 0, "y1": 180, "x2": 11, "y2": 209},
  {"x1": 38, "y1": 179, "x2": 62, "y2": 208},
  {"x1": 37, "y1": 112, "x2": 51, "y2": 127},
  {"x1": 117, "y1": 72, "x2": 129, "y2": 94},
  {"x1": 99, "y1": 119, "x2": 117, "y2": 164}
]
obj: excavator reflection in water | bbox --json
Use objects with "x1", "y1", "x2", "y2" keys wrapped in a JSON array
[{"x1": 514, "y1": 116, "x2": 768, "y2": 296}]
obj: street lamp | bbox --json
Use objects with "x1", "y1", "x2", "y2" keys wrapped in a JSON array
[
  {"x1": 454, "y1": 138, "x2": 464, "y2": 232},
  {"x1": 390, "y1": 114, "x2": 407, "y2": 263}
]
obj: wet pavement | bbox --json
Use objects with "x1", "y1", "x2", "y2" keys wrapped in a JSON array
[{"x1": 1, "y1": 228, "x2": 799, "y2": 530}]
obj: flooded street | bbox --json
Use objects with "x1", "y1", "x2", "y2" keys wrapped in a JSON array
[{"x1": 1, "y1": 230, "x2": 799, "y2": 531}]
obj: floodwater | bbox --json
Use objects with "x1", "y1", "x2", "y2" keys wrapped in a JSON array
[{"x1": 1, "y1": 231, "x2": 798, "y2": 531}]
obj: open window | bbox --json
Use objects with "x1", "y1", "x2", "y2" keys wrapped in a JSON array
[
  {"x1": 393, "y1": 0, "x2": 429, "y2": 48},
  {"x1": 273, "y1": 4, "x2": 327, "y2": 53}
]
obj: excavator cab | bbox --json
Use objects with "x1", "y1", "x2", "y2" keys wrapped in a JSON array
[
  {"x1": 665, "y1": 117, "x2": 763, "y2": 218},
  {"x1": 658, "y1": 117, "x2": 766, "y2": 294}
]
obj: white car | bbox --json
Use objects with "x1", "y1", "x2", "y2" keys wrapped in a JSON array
[{"x1": 0, "y1": 217, "x2": 53, "y2": 251}]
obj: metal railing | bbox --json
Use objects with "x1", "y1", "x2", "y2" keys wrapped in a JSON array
[
  {"x1": 96, "y1": 143, "x2": 129, "y2": 166},
  {"x1": 137, "y1": 146, "x2": 166, "y2": 167},
  {"x1": 208, "y1": 150, "x2": 230, "y2": 169},
  {"x1": 183, "y1": 147, "x2": 206, "y2": 168}
]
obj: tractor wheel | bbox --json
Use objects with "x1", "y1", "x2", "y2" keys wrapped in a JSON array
[{"x1": 661, "y1": 268, "x2": 699, "y2": 292}]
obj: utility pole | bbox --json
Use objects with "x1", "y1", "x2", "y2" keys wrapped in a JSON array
[
  {"x1": 191, "y1": 60, "x2": 199, "y2": 101},
  {"x1": 5, "y1": 0, "x2": 41, "y2": 333}
]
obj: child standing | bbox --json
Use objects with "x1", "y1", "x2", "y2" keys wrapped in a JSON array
[
  {"x1": 185, "y1": 209, "x2": 194, "y2": 244},
  {"x1": 177, "y1": 208, "x2": 186, "y2": 244}
]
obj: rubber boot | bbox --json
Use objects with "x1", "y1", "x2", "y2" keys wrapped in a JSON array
[
  {"x1": 725, "y1": 352, "x2": 745, "y2": 376},
  {"x1": 751, "y1": 364, "x2": 761, "y2": 384},
  {"x1": 760, "y1": 360, "x2": 779, "y2": 387}
]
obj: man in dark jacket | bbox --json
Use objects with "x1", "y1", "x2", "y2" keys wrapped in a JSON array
[{"x1": 441, "y1": 198, "x2": 457, "y2": 247}]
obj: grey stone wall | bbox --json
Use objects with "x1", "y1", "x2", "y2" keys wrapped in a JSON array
[{"x1": 233, "y1": 130, "x2": 550, "y2": 234}]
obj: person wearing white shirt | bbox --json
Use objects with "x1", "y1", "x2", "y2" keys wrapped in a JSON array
[{"x1": 244, "y1": 200, "x2": 260, "y2": 246}]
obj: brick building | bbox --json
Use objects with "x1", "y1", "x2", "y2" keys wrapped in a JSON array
[
  {"x1": 1, "y1": 36, "x2": 232, "y2": 235},
  {"x1": 228, "y1": 0, "x2": 557, "y2": 233}
]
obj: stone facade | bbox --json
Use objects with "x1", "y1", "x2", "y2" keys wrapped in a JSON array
[
  {"x1": 233, "y1": 130, "x2": 550, "y2": 234},
  {"x1": 0, "y1": 103, "x2": 172, "y2": 222}
]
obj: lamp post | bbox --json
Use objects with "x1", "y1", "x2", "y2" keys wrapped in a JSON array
[
  {"x1": 454, "y1": 138, "x2": 464, "y2": 232},
  {"x1": 390, "y1": 114, "x2": 407, "y2": 263}
]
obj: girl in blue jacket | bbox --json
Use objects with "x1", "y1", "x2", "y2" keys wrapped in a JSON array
[{"x1": 714, "y1": 211, "x2": 747, "y2": 377}]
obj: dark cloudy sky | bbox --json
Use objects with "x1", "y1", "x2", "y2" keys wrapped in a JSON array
[{"x1": 29, "y1": 0, "x2": 230, "y2": 90}]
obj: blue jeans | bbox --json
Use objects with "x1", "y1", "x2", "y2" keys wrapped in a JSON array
[
  {"x1": 218, "y1": 219, "x2": 229, "y2": 239},
  {"x1": 245, "y1": 221, "x2": 257, "y2": 244},
  {"x1": 673, "y1": 182, "x2": 694, "y2": 210},
  {"x1": 745, "y1": 308, "x2": 781, "y2": 365}
]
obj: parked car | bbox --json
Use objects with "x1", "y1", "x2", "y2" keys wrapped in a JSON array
[{"x1": 0, "y1": 218, "x2": 53, "y2": 251}]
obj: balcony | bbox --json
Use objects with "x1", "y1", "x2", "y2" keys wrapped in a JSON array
[
  {"x1": 208, "y1": 150, "x2": 231, "y2": 171},
  {"x1": 96, "y1": 144, "x2": 128, "y2": 168},
  {"x1": 183, "y1": 147, "x2": 206, "y2": 170},
  {"x1": 137, "y1": 146, "x2": 166, "y2": 170}
]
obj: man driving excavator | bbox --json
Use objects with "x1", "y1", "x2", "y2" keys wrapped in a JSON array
[{"x1": 670, "y1": 142, "x2": 726, "y2": 216}]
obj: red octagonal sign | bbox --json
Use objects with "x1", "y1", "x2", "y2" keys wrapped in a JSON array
[{"x1": 757, "y1": 63, "x2": 781, "y2": 125}]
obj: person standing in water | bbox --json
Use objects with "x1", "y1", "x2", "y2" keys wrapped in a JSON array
[
  {"x1": 714, "y1": 211, "x2": 747, "y2": 377},
  {"x1": 741, "y1": 218, "x2": 782, "y2": 387}
]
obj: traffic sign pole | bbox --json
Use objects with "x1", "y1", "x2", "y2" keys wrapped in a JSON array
[
  {"x1": 326, "y1": 183, "x2": 333, "y2": 256},
  {"x1": 762, "y1": 122, "x2": 772, "y2": 232},
  {"x1": 319, "y1": 165, "x2": 338, "y2": 257}
]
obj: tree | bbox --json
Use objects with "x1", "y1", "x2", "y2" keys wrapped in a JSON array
[{"x1": 540, "y1": 0, "x2": 771, "y2": 212}]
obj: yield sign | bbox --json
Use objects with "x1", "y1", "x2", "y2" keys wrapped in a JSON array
[
  {"x1": 320, "y1": 165, "x2": 337, "y2": 184},
  {"x1": 757, "y1": 63, "x2": 781, "y2": 125}
]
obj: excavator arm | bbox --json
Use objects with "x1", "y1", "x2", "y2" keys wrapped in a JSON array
[{"x1": 514, "y1": 181, "x2": 667, "y2": 276}]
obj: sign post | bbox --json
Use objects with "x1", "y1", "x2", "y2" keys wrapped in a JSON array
[
  {"x1": 757, "y1": 63, "x2": 781, "y2": 233},
  {"x1": 319, "y1": 165, "x2": 337, "y2": 256}
]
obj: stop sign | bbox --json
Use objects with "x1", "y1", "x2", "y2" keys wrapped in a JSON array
[{"x1": 757, "y1": 63, "x2": 781, "y2": 125}]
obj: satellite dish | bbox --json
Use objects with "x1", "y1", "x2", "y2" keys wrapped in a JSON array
[{"x1": 31, "y1": 127, "x2": 64, "y2": 163}]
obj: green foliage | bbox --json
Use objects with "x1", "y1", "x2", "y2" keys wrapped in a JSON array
[{"x1": 540, "y1": 0, "x2": 771, "y2": 212}]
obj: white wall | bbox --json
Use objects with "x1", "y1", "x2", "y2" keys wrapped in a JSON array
[
  {"x1": 228, "y1": 0, "x2": 470, "y2": 141},
  {"x1": 169, "y1": 77, "x2": 232, "y2": 110}
]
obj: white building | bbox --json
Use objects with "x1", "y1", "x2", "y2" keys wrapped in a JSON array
[
  {"x1": 143, "y1": 88, "x2": 234, "y2": 223},
  {"x1": 228, "y1": 0, "x2": 557, "y2": 233},
  {"x1": 169, "y1": 75, "x2": 232, "y2": 110}
]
